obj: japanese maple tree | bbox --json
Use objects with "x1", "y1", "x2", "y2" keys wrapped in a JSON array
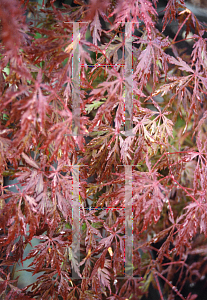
[{"x1": 0, "y1": 0, "x2": 207, "y2": 299}]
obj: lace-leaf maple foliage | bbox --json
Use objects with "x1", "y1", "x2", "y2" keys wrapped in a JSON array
[{"x1": 0, "y1": 0, "x2": 207, "y2": 299}]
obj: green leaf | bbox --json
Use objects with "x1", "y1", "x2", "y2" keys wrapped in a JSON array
[{"x1": 85, "y1": 100, "x2": 105, "y2": 113}]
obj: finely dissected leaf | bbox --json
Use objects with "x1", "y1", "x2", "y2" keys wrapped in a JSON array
[
  {"x1": 90, "y1": 11, "x2": 102, "y2": 46},
  {"x1": 97, "y1": 259, "x2": 112, "y2": 293},
  {"x1": 21, "y1": 153, "x2": 39, "y2": 169},
  {"x1": 85, "y1": 100, "x2": 105, "y2": 113},
  {"x1": 167, "y1": 56, "x2": 194, "y2": 73},
  {"x1": 24, "y1": 195, "x2": 37, "y2": 212},
  {"x1": 162, "y1": 0, "x2": 185, "y2": 30}
]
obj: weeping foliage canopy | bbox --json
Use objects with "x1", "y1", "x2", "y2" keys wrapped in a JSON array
[{"x1": 0, "y1": 0, "x2": 207, "y2": 299}]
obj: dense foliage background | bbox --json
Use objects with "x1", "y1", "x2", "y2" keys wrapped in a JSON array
[{"x1": 1, "y1": 0, "x2": 207, "y2": 299}]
